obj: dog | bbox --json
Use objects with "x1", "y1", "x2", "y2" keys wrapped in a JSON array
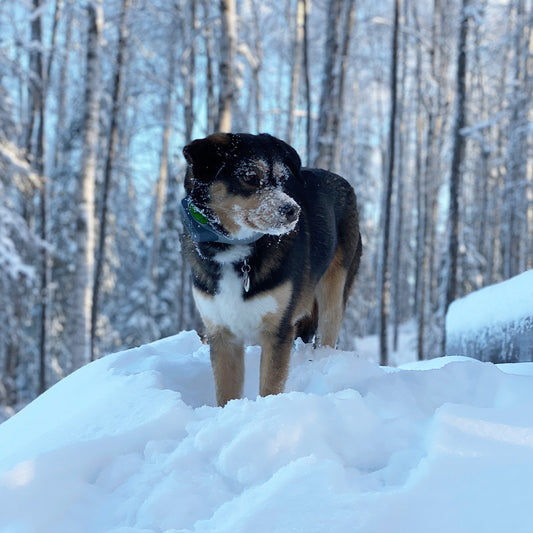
[{"x1": 180, "y1": 133, "x2": 362, "y2": 406}]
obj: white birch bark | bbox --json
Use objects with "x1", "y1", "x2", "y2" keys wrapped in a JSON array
[
  {"x1": 218, "y1": 0, "x2": 237, "y2": 132},
  {"x1": 69, "y1": 0, "x2": 102, "y2": 371}
]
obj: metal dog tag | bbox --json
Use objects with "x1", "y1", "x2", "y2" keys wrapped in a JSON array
[{"x1": 242, "y1": 260, "x2": 251, "y2": 293}]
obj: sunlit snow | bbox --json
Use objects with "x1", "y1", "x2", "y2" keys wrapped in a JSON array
[{"x1": 1, "y1": 327, "x2": 533, "y2": 532}]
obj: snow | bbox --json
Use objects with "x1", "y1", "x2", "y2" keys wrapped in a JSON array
[
  {"x1": 2, "y1": 330, "x2": 533, "y2": 532},
  {"x1": 446, "y1": 269, "x2": 533, "y2": 335},
  {"x1": 446, "y1": 270, "x2": 533, "y2": 362}
]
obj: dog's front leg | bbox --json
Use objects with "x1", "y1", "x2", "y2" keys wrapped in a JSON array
[
  {"x1": 208, "y1": 327, "x2": 245, "y2": 407},
  {"x1": 259, "y1": 328, "x2": 294, "y2": 397}
]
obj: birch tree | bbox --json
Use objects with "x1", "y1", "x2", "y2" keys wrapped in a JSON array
[
  {"x1": 287, "y1": 0, "x2": 306, "y2": 144},
  {"x1": 217, "y1": 0, "x2": 237, "y2": 131},
  {"x1": 69, "y1": 0, "x2": 103, "y2": 371},
  {"x1": 201, "y1": 0, "x2": 217, "y2": 133}
]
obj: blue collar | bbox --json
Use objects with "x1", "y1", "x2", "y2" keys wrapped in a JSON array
[{"x1": 180, "y1": 197, "x2": 264, "y2": 245}]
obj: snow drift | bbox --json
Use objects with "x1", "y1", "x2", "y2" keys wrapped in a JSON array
[
  {"x1": 446, "y1": 269, "x2": 533, "y2": 362},
  {"x1": 1, "y1": 331, "x2": 533, "y2": 533}
]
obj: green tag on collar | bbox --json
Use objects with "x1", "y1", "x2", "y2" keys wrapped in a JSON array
[{"x1": 189, "y1": 203, "x2": 209, "y2": 224}]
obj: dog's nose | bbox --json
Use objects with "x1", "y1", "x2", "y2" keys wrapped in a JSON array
[{"x1": 279, "y1": 202, "x2": 299, "y2": 223}]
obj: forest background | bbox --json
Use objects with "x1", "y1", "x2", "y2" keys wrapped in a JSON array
[{"x1": 0, "y1": 0, "x2": 532, "y2": 412}]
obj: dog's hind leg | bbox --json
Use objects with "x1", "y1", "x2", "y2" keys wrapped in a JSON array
[
  {"x1": 294, "y1": 300, "x2": 318, "y2": 343},
  {"x1": 208, "y1": 327, "x2": 245, "y2": 406},
  {"x1": 259, "y1": 328, "x2": 294, "y2": 397},
  {"x1": 315, "y1": 248, "x2": 348, "y2": 348}
]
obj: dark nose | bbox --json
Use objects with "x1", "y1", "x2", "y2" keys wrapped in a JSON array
[{"x1": 279, "y1": 202, "x2": 299, "y2": 223}]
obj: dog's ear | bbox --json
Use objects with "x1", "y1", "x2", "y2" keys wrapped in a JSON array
[{"x1": 183, "y1": 133, "x2": 233, "y2": 187}]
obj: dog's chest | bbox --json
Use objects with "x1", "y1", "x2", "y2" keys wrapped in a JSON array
[{"x1": 193, "y1": 264, "x2": 278, "y2": 343}]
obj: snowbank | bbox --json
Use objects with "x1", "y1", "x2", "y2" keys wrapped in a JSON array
[
  {"x1": 446, "y1": 270, "x2": 533, "y2": 362},
  {"x1": 1, "y1": 331, "x2": 533, "y2": 532}
]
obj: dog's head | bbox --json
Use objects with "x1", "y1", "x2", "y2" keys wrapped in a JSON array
[{"x1": 182, "y1": 133, "x2": 302, "y2": 243}]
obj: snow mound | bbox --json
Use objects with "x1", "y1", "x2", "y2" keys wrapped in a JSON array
[
  {"x1": 2, "y1": 331, "x2": 533, "y2": 532},
  {"x1": 446, "y1": 270, "x2": 533, "y2": 362},
  {"x1": 447, "y1": 270, "x2": 533, "y2": 334}
]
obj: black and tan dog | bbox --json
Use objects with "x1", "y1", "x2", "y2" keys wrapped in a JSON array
[{"x1": 180, "y1": 133, "x2": 362, "y2": 406}]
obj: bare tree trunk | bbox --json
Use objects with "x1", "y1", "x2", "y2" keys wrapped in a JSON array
[
  {"x1": 250, "y1": 2, "x2": 263, "y2": 132},
  {"x1": 314, "y1": 0, "x2": 342, "y2": 169},
  {"x1": 179, "y1": 1, "x2": 198, "y2": 331},
  {"x1": 175, "y1": 0, "x2": 198, "y2": 329},
  {"x1": 391, "y1": 0, "x2": 409, "y2": 352},
  {"x1": 470, "y1": 8, "x2": 491, "y2": 280},
  {"x1": 489, "y1": 9, "x2": 514, "y2": 284},
  {"x1": 413, "y1": 5, "x2": 427, "y2": 360},
  {"x1": 70, "y1": 0, "x2": 102, "y2": 371},
  {"x1": 217, "y1": 0, "x2": 237, "y2": 132},
  {"x1": 287, "y1": 0, "x2": 305, "y2": 144},
  {"x1": 503, "y1": 0, "x2": 529, "y2": 279},
  {"x1": 183, "y1": 0, "x2": 196, "y2": 144},
  {"x1": 427, "y1": 0, "x2": 448, "y2": 352},
  {"x1": 378, "y1": 0, "x2": 400, "y2": 366},
  {"x1": 37, "y1": 121, "x2": 47, "y2": 394},
  {"x1": 91, "y1": 0, "x2": 129, "y2": 360},
  {"x1": 45, "y1": 0, "x2": 62, "y2": 84},
  {"x1": 444, "y1": 0, "x2": 469, "y2": 315},
  {"x1": 148, "y1": 11, "x2": 177, "y2": 296},
  {"x1": 202, "y1": 0, "x2": 216, "y2": 133},
  {"x1": 314, "y1": 0, "x2": 356, "y2": 171},
  {"x1": 303, "y1": 0, "x2": 312, "y2": 164},
  {"x1": 28, "y1": 0, "x2": 48, "y2": 393},
  {"x1": 4, "y1": 294, "x2": 23, "y2": 406},
  {"x1": 526, "y1": 8, "x2": 533, "y2": 271},
  {"x1": 332, "y1": 0, "x2": 356, "y2": 172},
  {"x1": 52, "y1": 1, "x2": 72, "y2": 172}
]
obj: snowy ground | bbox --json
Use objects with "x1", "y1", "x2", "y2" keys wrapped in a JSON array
[{"x1": 1, "y1": 329, "x2": 533, "y2": 533}]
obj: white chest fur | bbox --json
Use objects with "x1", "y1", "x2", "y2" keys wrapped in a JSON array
[{"x1": 193, "y1": 264, "x2": 278, "y2": 344}]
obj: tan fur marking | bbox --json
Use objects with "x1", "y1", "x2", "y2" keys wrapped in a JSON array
[
  {"x1": 315, "y1": 247, "x2": 348, "y2": 347},
  {"x1": 259, "y1": 332, "x2": 293, "y2": 397},
  {"x1": 207, "y1": 182, "x2": 242, "y2": 234},
  {"x1": 207, "y1": 132, "x2": 231, "y2": 145},
  {"x1": 207, "y1": 325, "x2": 245, "y2": 407},
  {"x1": 257, "y1": 281, "x2": 294, "y2": 396}
]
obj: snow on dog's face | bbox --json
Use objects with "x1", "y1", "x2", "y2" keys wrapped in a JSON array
[
  {"x1": 183, "y1": 133, "x2": 302, "y2": 241},
  {"x1": 207, "y1": 160, "x2": 300, "y2": 238}
]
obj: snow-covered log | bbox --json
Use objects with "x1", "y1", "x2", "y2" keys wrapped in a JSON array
[{"x1": 446, "y1": 270, "x2": 533, "y2": 363}]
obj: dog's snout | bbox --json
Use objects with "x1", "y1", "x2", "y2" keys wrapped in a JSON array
[{"x1": 279, "y1": 202, "x2": 299, "y2": 223}]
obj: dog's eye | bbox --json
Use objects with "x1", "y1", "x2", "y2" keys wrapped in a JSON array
[{"x1": 241, "y1": 172, "x2": 259, "y2": 186}]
